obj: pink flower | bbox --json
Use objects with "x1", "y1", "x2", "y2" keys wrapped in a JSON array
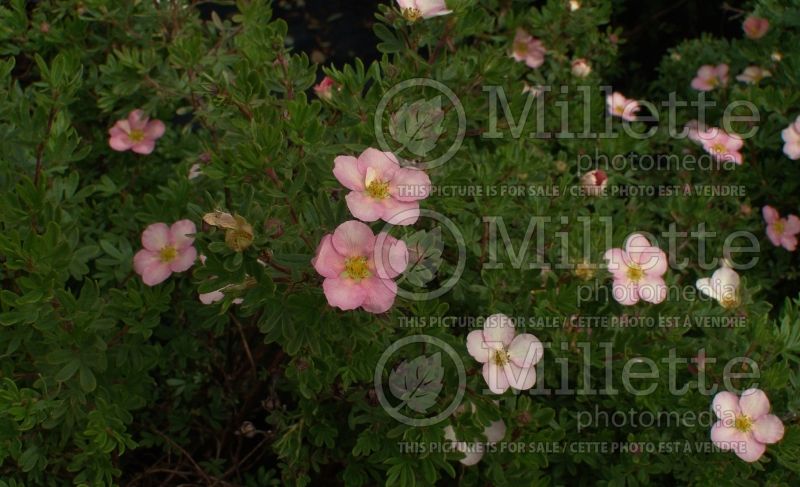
[
  {"x1": 711, "y1": 389, "x2": 784, "y2": 463},
  {"x1": 511, "y1": 29, "x2": 546, "y2": 69},
  {"x1": 311, "y1": 220, "x2": 408, "y2": 313},
  {"x1": 606, "y1": 92, "x2": 640, "y2": 121},
  {"x1": 313, "y1": 76, "x2": 337, "y2": 101},
  {"x1": 108, "y1": 109, "x2": 166, "y2": 155},
  {"x1": 580, "y1": 169, "x2": 607, "y2": 196},
  {"x1": 396, "y1": 0, "x2": 451, "y2": 20},
  {"x1": 571, "y1": 58, "x2": 591, "y2": 77},
  {"x1": 700, "y1": 129, "x2": 743, "y2": 165},
  {"x1": 762, "y1": 205, "x2": 800, "y2": 251},
  {"x1": 743, "y1": 16, "x2": 769, "y2": 40},
  {"x1": 691, "y1": 64, "x2": 729, "y2": 91},
  {"x1": 133, "y1": 220, "x2": 198, "y2": 286},
  {"x1": 603, "y1": 233, "x2": 668, "y2": 305},
  {"x1": 466, "y1": 314, "x2": 543, "y2": 394},
  {"x1": 781, "y1": 115, "x2": 800, "y2": 160},
  {"x1": 333, "y1": 148, "x2": 431, "y2": 225}
]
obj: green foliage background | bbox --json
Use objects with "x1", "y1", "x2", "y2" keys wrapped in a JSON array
[{"x1": 0, "y1": 0, "x2": 799, "y2": 485}]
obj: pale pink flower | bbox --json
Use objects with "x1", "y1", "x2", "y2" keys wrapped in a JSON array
[
  {"x1": 311, "y1": 220, "x2": 408, "y2": 313},
  {"x1": 696, "y1": 266, "x2": 740, "y2": 308},
  {"x1": 199, "y1": 286, "x2": 244, "y2": 305},
  {"x1": 522, "y1": 83, "x2": 544, "y2": 97},
  {"x1": 396, "y1": 0, "x2": 451, "y2": 20},
  {"x1": 443, "y1": 419, "x2": 506, "y2": 466},
  {"x1": 313, "y1": 76, "x2": 337, "y2": 101},
  {"x1": 743, "y1": 16, "x2": 769, "y2": 40},
  {"x1": 511, "y1": 29, "x2": 546, "y2": 69},
  {"x1": 606, "y1": 92, "x2": 640, "y2": 121},
  {"x1": 571, "y1": 58, "x2": 591, "y2": 77},
  {"x1": 133, "y1": 220, "x2": 198, "y2": 286},
  {"x1": 684, "y1": 120, "x2": 710, "y2": 143},
  {"x1": 580, "y1": 169, "x2": 607, "y2": 196},
  {"x1": 691, "y1": 64, "x2": 729, "y2": 91},
  {"x1": 781, "y1": 116, "x2": 800, "y2": 160},
  {"x1": 108, "y1": 109, "x2": 166, "y2": 155},
  {"x1": 466, "y1": 314, "x2": 543, "y2": 394},
  {"x1": 736, "y1": 66, "x2": 771, "y2": 85},
  {"x1": 603, "y1": 233, "x2": 668, "y2": 305},
  {"x1": 711, "y1": 389, "x2": 784, "y2": 463},
  {"x1": 700, "y1": 129, "x2": 743, "y2": 165},
  {"x1": 762, "y1": 205, "x2": 800, "y2": 251},
  {"x1": 333, "y1": 148, "x2": 431, "y2": 225},
  {"x1": 188, "y1": 163, "x2": 202, "y2": 180}
]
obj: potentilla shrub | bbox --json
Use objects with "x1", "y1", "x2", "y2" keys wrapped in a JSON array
[{"x1": 0, "y1": 0, "x2": 798, "y2": 485}]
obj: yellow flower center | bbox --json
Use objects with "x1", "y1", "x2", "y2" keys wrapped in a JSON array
[
  {"x1": 712, "y1": 143, "x2": 726, "y2": 154},
  {"x1": 492, "y1": 348, "x2": 510, "y2": 367},
  {"x1": 513, "y1": 41, "x2": 529, "y2": 56},
  {"x1": 720, "y1": 294, "x2": 739, "y2": 309},
  {"x1": 344, "y1": 256, "x2": 370, "y2": 281},
  {"x1": 774, "y1": 220, "x2": 785, "y2": 235},
  {"x1": 366, "y1": 179, "x2": 390, "y2": 200},
  {"x1": 402, "y1": 7, "x2": 422, "y2": 21},
  {"x1": 159, "y1": 246, "x2": 178, "y2": 263},
  {"x1": 626, "y1": 263, "x2": 644, "y2": 283},
  {"x1": 129, "y1": 129, "x2": 145, "y2": 142},
  {"x1": 709, "y1": 77, "x2": 719, "y2": 87},
  {"x1": 734, "y1": 414, "x2": 753, "y2": 433}
]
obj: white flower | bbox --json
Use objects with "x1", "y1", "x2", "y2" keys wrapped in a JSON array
[
  {"x1": 443, "y1": 420, "x2": 506, "y2": 465},
  {"x1": 736, "y1": 66, "x2": 771, "y2": 85},
  {"x1": 696, "y1": 266, "x2": 740, "y2": 308}
]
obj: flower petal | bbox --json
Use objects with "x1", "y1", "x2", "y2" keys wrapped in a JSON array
[
  {"x1": 333, "y1": 155, "x2": 365, "y2": 191},
  {"x1": 373, "y1": 233, "x2": 408, "y2": 279},
  {"x1": 381, "y1": 199, "x2": 420, "y2": 226},
  {"x1": 482, "y1": 314, "x2": 515, "y2": 347},
  {"x1": 141, "y1": 223, "x2": 170, "y2": 251},
  {"x1": 710, "y1": 420, "x2": 742, "y2": 449},
  {"x1": 312, "y1": 234, "x2": 346, "y2": 278},
  {"x1": 507, "y1": 333, "x2": 543, "y2": 368},
  {"x1": 169, "y1": 245, "x2": 197, "y2": 273},
  {"x1": 762, "y1": 205, "x2": 779, "y2": 224},
  {"x1": 712, "y1": 391, "x2": 741, "y2": 420},
  {"x1": 131, "y1": 140, "x2": 156, "y2": 155},
  {"x1": 505, "y1": 362, "x2": 537, "y2": 391},
  {"x1": 482, "y1": 361, "x2": 510, "y2": 394},
  {"x1": 322, "y1": 277, "x2": 366, "y2": 310},
  {"x1": 637, "y1": 275, "x2": 667, "y2": 304},
  {"x1": 611, "y1": 279, "x2": 640, "y2": 305},
  {"x1": 466, "y1": 330, "x2": 490, "y2": 363},
  {"x1": 144, "y1": 119, "x2": 165, "y2": 139},
  {"x1": 389, "y1": 168, "x2": 431, "y2": 202},
  {"x1": 331, "y1": 220, "x2": 375, "y2": 257},
  {"x1": 735, "y1": 435, "x2": 766, "y2": 463},
  {"x1": 751, "y1": 414, "x2": 785, "y2": 444},
  {"x1": 170, "y1": 220, "x2": 197, "y2": 250},
  {"x1": 360, "y1": 277, "x2": 397, "y2": 313},
  {"x1": 739, "y1": 388, "x2": 770, "y2": 419},
  {"x1": 345, "y1": 191, "x2": 383, "y2": 222},
  {"x1": 357, "y1": 148, "x2": 399, "y2": 181}
]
